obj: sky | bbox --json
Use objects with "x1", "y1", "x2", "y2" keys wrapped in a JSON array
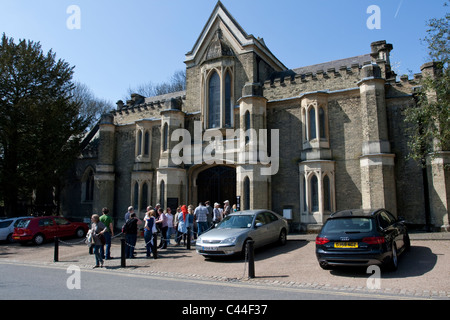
[{"x1": 0, "y1": 0, "x2": 447, "y2": 103}]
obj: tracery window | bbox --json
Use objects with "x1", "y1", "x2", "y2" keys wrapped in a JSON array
[
  {"x1": 81, "y1": 167, "x2": 95, "y2": 202},
  {"x1": 208, "y1": 72, "x2": 221, "y2": 129},
  {"x1": 204, "y1": 67, "x2": 234, "y2": 129}
]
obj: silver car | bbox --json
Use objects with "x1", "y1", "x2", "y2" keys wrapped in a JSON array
[{"x1": 196, "y1": 210, "x2": 289, "y2": 257}]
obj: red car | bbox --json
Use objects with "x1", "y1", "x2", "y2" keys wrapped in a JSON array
[{"x1": 13, "y1": 216, "x2": 89, "y2": 245}]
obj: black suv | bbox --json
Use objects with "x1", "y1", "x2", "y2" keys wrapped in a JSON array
[{"x1": 315, "y1": 209, "x2": 410, "y2": 271}]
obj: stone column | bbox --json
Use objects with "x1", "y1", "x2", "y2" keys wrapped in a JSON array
[
  {"x1": 357, "y1": 63, "x2": 397, "y2": 215},
  {"x1": 93, "y1": 113, "x2": 116, "y2": 215},
  {"x1": 157, "y1": 98, "x2": 187, "y2": 209},
  {"x1": 236, "y1": 83, "x2": 271, "y2": 210}
]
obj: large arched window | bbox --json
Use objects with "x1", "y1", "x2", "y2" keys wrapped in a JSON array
[
  {"x1": 225, "y1": 71, "x2": 232, "y2": 127},
  {"x1": 208, "y1": 72, "x2": 221, "y2": 129}
]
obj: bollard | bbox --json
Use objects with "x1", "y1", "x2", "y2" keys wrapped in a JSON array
[
  {"x1": 247, "y1": 240, "x2": 255, "y2": 279},
  {"x1": 121, "y1": 237, "x2": 126, "y2": 267},
  {"x1": 54, "y1": 237, "x2": 59, "y2": 262},
  {"x1": 153, "y1": 233, "x2": 158, "y2": 259},
  {"x1": 186, "y1": 227, "x2": 191, "y2": 250}
]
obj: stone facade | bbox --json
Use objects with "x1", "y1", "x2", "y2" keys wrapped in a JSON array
[{"x1": 60, "y1": 2, "x2": 449, "y2": 231}]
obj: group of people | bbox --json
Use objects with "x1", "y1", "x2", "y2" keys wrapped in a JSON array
[{"x1": 88, "y1": 200, "x2": 236, "y2": 268}]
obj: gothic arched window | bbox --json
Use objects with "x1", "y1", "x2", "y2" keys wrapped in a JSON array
[
  {"x1": 137, "y1": 130, "x2": 143, "y2": 155},
  {"x1": 142, "y1": 182, "x2": 148, "y2": 210},
  {"x1": 163, "y1": 123, "x2": 169, "y2": 151},
  {"x1": 133, "y1": 182, "x2": 139, "y2": 210},
  {"x1": 85, "y1": 169, "x2": 94, "y2": 202},
  {"x1": 144, "y1": 131, "x2": 150, "y2": 155},
  {"x1": 225, "y1": 71, "x2": 232, "y2": 127},
  {"x1": 309, "y1": 107, "x2": 316, "y2": 140},
  {"x1": 208, "y1": 72, "x2": 221, "y2": 129},
  {"x1": 245, "y1": 111, "x2": 251, "y2": 144},
  {"x1": 160, "y1": 180, "x2": 165, "y2": 207},
  {"x1": 319, "y1": 107, "x2": 326, "y2": 139},
  {"x1": 311, "y1": 175, "x2": 319, "y2": 212},
  {"x1": 323, "y1": 174, "x2": 331, "y2": 211}
]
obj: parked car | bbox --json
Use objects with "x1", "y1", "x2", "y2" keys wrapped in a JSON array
[
  {"x1": 196, "y1": 210, "x2": 289, "y2": 257},
  {"x1": 315, "y1": 208, "x2": 410, "y2": 271},
  {"x1": 0, "y1": 217, "x2": 29, "y2": 243},
  {"x1": 13, "y1": 216, "x2": 89, "y2": 245}
]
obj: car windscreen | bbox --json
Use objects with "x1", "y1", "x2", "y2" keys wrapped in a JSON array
[
  {"x1": 218, "y1": 215, "x2": 254, "y2": 229},
  {"x1": 16, "y1": 219, "x2": 31, "y2": 228},
  {"x1": 321, "y1": 217, "x2": 373, "y2": 234}
]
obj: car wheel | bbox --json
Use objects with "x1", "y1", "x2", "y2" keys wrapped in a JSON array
[
  {"x1": 75, "y1": 228, "x2": 86, "y2": 238},
  {"x1": 278, "y1": 229, "x2": 287, "y2": 246},
  {"x1": 33, "y1": 234, "x2": 45, "y2": 246},
  {"x1": 6, "y1": 233, "x2": 14, "y2": 244},
  {"x1": 386, "y1": 242, "x2": 398, "y2": 271},
  {"x1": 403, "y1": 233, "x2": 411, "y2": 252}
]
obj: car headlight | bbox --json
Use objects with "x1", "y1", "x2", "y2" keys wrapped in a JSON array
[{"x1": 221, "y1": 237, "x2": 237, "y2": 245}]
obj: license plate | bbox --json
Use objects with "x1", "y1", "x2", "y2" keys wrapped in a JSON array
[
  {"x1": 202, "y1": 246, "x2": 218, "y2": 251},
  {"x1": 334, "y1": 242, "x2": 358, "y2": 248}
]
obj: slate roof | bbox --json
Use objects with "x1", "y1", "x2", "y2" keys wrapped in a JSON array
[
  {"x1": 292, "y1": 54, "x2": 371, "y2": 75},
  {"x1": 268, "y1": 53, "x2": 372, "y2": 83}
]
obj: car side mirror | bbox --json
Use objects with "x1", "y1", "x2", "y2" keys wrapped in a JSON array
[
  {"x1": 397, "y1": 216, "x2": 406, "y2": 223},
  {"x1": 255, "y1": 222, "x2": 263, "y2": 228}
]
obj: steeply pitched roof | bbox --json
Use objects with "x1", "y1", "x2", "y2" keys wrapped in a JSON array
[{"x1": 184, "y1": 1, "x2": 286, "y2": 71}]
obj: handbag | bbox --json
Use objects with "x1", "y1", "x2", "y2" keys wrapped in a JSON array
[
  {"x1": 151, "y1": 217, "x2": 157, "y2": 234},
  {"x1": 85, "y1": 230, "x2": 93, "y2": 247},
  {"x1": 98, "y1": 233, "x2": 106, "y2": 246}
]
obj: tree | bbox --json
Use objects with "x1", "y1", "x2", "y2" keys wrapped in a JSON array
[
  {"x1": 405, "y1": 4, "x2": 449, "y2": 164},
  {"x1": 126, "y1": 69, "x2": 186, "y2": 98},
  {"x1": 0, "y1": 34, "x2": 90, "y2": 216},
  {"x1": 71, "y1": 81, "x2": 114, "y2": 130}
]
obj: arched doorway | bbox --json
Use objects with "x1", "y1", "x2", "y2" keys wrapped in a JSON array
[{"x1": 196, "y1": 166, "x2": 236, "y2": 205}]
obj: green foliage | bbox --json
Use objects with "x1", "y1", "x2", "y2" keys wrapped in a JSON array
[
  {"x1": 404, "y1": 4, "x2": 450, "y2": 164},
  {"x1": 0, "y1": 33, "x2": 90, "y2": 215}
]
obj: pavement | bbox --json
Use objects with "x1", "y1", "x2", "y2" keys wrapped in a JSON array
[{"x1": 1, "y1": 231, "x2": 450, "y2": 299}]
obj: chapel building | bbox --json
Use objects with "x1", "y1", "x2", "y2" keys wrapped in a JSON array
[{"x1": 61, "y1": 2, "x2": 449, "y2": 231}]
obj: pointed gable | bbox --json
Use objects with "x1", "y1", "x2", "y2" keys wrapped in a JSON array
[{"x1": 184, "y1": 1, "x2": 286, "y2": 72}]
